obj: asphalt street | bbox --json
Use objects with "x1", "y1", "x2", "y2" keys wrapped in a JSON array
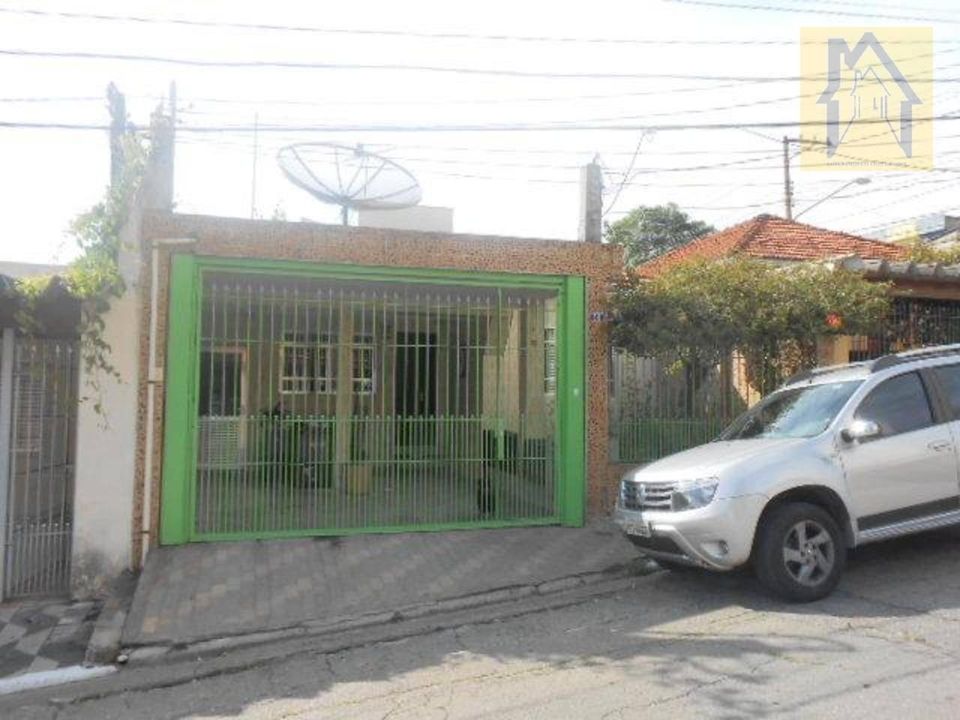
[{"x1": 9, "y1": 526, "x2": 960, "y2": 719}]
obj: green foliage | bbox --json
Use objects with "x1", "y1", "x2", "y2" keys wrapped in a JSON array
[
  {"x1": 901, "y1": 237, "x2": 960, "y2": 265},
  {"x1": 14, "y1": 135, "x2": 147, "y2": 411},
  {"x1": 611, "y1": 257, "x2": 892, "y2": 389},
  {"x1": 604, "y1": 203, "x2": 714, "y2": 267}
]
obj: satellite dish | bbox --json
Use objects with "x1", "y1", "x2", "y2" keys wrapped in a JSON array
[{"x1": 277, "y1": 143, "x2": 422, "y2": 225}]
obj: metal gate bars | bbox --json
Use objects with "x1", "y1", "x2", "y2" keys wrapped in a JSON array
[
  {"x1": 0, "y1": 332, "x2": 78, "y2": 599},
  {"x1": 161, "y1": 257, "x2": 587, "y2": 543}
]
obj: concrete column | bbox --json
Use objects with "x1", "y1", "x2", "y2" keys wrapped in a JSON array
[
  {"x1": 0, "y1": 328, "x2": 15, "y2": 597},
  {"x1": 578, "y1": 160, "x2": 604, "y2": 244},
  {"x1": 71, "y1": 106, "x2": 174, "y2": 596},
  {"x1": 71, "y1": 292, "x2": 141, "y2": 595},
  {"x1": 333, "y1": 308, "x2": 354, "y2": 488}
]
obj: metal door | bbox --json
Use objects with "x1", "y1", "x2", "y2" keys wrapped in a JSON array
[
  {"x1": 0, "y1": 333, "x2": 78, "y2": 599},
  {"x1": 177, "y1": 268, "x2": 574, "y2": 540}
]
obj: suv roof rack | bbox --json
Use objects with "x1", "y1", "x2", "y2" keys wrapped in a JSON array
[
  {"x1": 785, "y1": 361, "x2": 871, "y2": 386},
  {"x1": 871, "y1": 343, "x2": 960, "y2": 372}
]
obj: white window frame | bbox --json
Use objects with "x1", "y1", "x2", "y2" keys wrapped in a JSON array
[
  {"x1": 543, "y1": 325, "x2": 557, "y2": 395},
  {"x1": 352, "y1": 333, "x2": 376, "y2": 395},
  {"x1": 279, "y1": 334, "x2": 336, "y2": 395}
]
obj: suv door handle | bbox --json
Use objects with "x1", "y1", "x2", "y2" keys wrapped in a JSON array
[{"x1": 928, "y1": 440, "x2": 953, "y2": 452}]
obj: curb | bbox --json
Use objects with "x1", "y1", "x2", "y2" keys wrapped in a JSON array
[
  {"x1": 0, "y1": 665, "x2": 117, "y2": 697},
  {"x1": 3, "y1": 571, "x2": 653, "y2": 710},
  {"x1": 85, "y1": 572, "x2": 138, "y2": 665},
  {"x1": 123, "y1": 558, "x2": 656, "y2": 667}
]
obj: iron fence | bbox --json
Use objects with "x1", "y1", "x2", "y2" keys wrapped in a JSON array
[
  {"x1": 1, "y1": 336, "x2": 78, "y2": 599},
  {"x1": 610, "y1": 297, "x2": 960, "y2": 465},
  {"x1": 193, "y1": 274, "x2": 559, "y2": 537}
]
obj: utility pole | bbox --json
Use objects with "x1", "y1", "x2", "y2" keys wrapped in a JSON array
[
  {"x1": 782, "y1": 135, "x2": 793, "y2": 220},
  {"x1": 578, "y1": 155, "x2": 604, "y2": 243},
  {"x1": 250, "y1": 112, "x2": 259, "y2": 219},
  {"x1": 107, "y1": 82, "x2": 126, "y2": 189},
  {"x1": 168, "y1": 81, "x2": 177, "y2": 201},
  {"x1": 780, "y1": 136, "x2": 831, "y2": 221}
]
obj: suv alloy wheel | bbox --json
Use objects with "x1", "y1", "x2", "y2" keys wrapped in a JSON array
[{"x1": 753, "y1": 502, "x2": 846, "y2": 602}]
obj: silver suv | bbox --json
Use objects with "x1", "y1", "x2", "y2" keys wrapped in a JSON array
[{"x1": 615, "y1": 344, "x2": 960, "y2": 602}]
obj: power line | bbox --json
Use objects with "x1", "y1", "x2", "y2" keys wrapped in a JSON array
[
  {"x1": 790, "y1": 0, "x2": 952, "y2": 12},
  {"x1": 603, "y1": 136, "x2": 648, "y2": 216},
  {"x1": 821, "y1": 181, "x2": 960, "y2": 229},
  {"x1": 668, "y1": 0, "x2": 960, "y2": 24},
  {"x1": 2, "y1": 5, "x2": 957, "y2": 46},
  {"x1": 175, "y1": 82, "x2": 754, "y2": 107},
  {"x1": 205, "y1": 123, "x2": 960, "y2": 156},
  {"x1": 7, "y1": 114, "x2": 960, "y2": 134},
  {"x1": 178, "y1": 134, "x2": 790, "y2": 174},
  {"x1": 178, "y1": 88, "x2": 833, "y2": 123},
  {"x1": 0, "y1": 95, "x2": 102, "y2": 103},
  {"x1": 2, "y1": 47, "x2": 957, "y2": 82}
]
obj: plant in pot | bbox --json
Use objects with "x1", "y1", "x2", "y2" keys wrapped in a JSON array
[{"x1": 345, "y1": 424, "x2": 373, "y2": 495}]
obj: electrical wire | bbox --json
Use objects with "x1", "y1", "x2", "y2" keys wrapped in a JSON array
[
  {"x1": 2, "y1": 5, "x2": 956, "y2": 46},
  {"x1": 668, "y1": 0, "x2": 960, "y2": 25},
  {"x1": 1, "y1": 47, "x2": 956, "y2": 82}
]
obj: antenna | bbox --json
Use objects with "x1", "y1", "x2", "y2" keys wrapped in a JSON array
[{"x1": 277, "y1": 143, "x2": 422, "y2": 225}]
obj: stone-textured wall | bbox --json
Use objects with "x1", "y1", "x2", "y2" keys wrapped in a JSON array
[{"x1": 136, "y1": 212, "x2": 625, "y2": 558}]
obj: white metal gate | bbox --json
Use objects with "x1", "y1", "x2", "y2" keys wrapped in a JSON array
[{"x1": 0, "y1": 331, "x2": 78, "y2": 599}]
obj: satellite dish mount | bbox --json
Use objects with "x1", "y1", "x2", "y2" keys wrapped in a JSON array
[{"x1": 277, "y1": 143, "x2": 423, "y2": 225}]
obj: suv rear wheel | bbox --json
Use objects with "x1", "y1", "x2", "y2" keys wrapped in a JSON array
[{"x1": 754, "y1": 502, "x2": 845, "y2": 602}]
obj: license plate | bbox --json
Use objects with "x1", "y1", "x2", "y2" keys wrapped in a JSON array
[{"x1": 622, "y1": 521, "x2": 651, "y2": 538}]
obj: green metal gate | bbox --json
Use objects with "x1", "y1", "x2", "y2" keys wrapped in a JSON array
[{"x1": 160, "y1": 257, "x2": 586, "y2": 543}]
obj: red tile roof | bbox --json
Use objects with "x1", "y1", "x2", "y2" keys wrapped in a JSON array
[{"x1": 637, "y1": 214, "x2": 908, "y2": 278}]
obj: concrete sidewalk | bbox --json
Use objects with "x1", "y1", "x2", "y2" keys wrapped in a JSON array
[
  {"x1": 0, "y1": 599, "x2": 101, "y2": 678},
  {"x1": 123, "y1": 523, "x2": 641, "y2": 649}
]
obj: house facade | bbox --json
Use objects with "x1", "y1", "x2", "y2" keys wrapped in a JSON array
[
  {"x1": 609, "y1": 214, "x2": 960, "y2": 471},
  {"x1": 132, "y1": 213, "x2": 624, "y2": 562}
]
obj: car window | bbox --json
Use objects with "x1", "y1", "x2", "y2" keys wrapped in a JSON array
[
  {"x1": 855, "y1": 372, "x2": 933, "y2": 437},
  {"x1": 719, "y1": 380, "x2": 860, "y2": 440},
  {"x1": 933, "y1": 364, "x2": 960, "y2": 418}
]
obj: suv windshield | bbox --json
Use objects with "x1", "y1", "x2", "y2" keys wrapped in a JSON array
[{"x1": 719, "y1": 380, "x2": 862, "y2": 440}]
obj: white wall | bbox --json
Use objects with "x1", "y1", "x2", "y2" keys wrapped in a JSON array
[
  {"x1": 71, "y1": 289, "x2": 141, "y2": 594},
  {"x1": 357, "y1": 205, "x2": 454, "y2": 233},
  {"x1": 70, "y1": 116, "x2": 173, "y2": 596}
]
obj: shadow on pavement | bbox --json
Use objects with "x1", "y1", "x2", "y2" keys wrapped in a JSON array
[{"x1": 9, "y1": 524, "x2": 960, "y2": 719}]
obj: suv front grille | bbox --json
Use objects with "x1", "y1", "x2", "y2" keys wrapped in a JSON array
[{"x1": 620, "y1": 480, "x2": 677, "y2": 512}]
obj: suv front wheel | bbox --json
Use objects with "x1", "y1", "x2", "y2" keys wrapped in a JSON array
[{"x1": 753, "y1": 502, "x2": 845, "y2": 602}]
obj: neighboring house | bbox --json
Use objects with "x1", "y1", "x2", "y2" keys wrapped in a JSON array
[
  {"x1": 610, "y1": 214, "x2": 960, "y2": 466},
  {"x1": 636, "y1": 214, "x2": 908, "y2": 278}
]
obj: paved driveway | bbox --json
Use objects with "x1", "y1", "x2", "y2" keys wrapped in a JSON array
[
  {"x1": 10, "y1": 525, "x2": 960, "y2": 718},
  {"x1": 123, "y1": 523, "x2": 640, "y2": 646}
]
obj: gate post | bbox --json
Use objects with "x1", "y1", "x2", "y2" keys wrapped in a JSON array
[{"x1": 0, "y1": 329, "x2": 14, "y2": 598}]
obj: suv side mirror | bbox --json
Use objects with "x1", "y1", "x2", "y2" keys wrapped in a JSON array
[{"x1": 841, "y1": 419, "x2": 881, "y2": 443}]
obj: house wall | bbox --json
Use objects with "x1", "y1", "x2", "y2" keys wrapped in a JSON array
[
  {"x1": 71, "y1": 117, "x2": 176, "y2": 595},
  {"x1": 136, "y1": 212, "x2": 624, "y2": 557}
]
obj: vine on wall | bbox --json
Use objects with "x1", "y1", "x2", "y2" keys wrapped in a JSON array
[{"x1": 15, "y1": 135, "x2": 148, "y2": 413}]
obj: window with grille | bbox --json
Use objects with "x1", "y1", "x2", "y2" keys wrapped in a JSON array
[
  {"x1": 280, "y1": 334, "x2": 335, "y2": 394},
  {"x1": 352, "y1": 334, "x2": 375, "y2": 395},
  {"x1": 544, "y1": 326, "x2": 557, "y2": 395}
]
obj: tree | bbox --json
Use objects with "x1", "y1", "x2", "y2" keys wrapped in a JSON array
[
  {"x1": 611, "y1": 257, "x2": 891, "y2": 391},
  {"x1": 604, "y1": 203, "x2": 714, "y2": 267},
  {"x1": 897, "y1": 233, "x2": 960, "y2": 265}
]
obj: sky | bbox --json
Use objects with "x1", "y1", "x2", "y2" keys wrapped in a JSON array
[{"x1": 2, "y1": 0, "x2": 960, "y2": 264}]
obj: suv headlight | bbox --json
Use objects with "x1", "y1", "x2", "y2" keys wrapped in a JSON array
[{"x1": 671, "y1": 477, "x2": 719, "y2": 511}]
